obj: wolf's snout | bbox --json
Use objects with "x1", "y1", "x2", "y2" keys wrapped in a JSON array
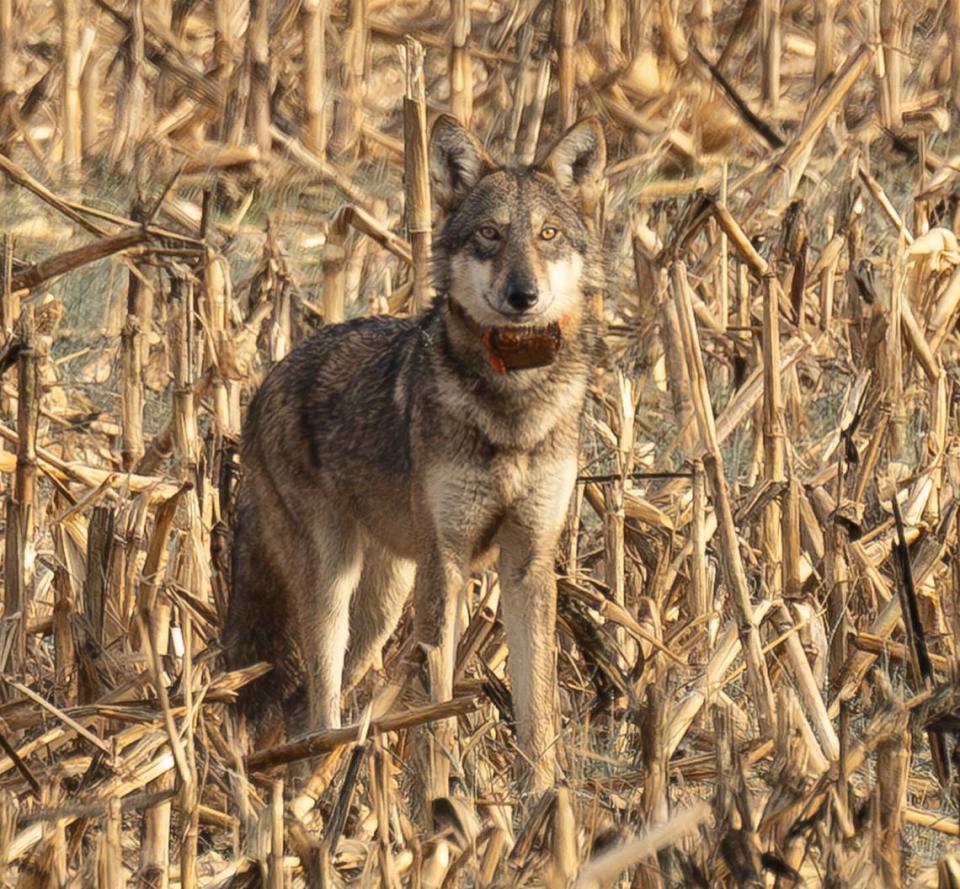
[{"x1": 505, "y1": 278, "x2": 539, "y2": 312}]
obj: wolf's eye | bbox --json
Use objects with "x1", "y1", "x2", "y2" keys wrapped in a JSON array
[
  {"x1": 477, "y1": 225, "x2": 500, "y2": 241},
  {"x1": 540, "y1": 226, "x2": 559, "y2": 241}
]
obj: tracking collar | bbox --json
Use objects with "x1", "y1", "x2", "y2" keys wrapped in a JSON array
[{"x1": 447, "y1": 299, "x2": 565, "y2": 373}]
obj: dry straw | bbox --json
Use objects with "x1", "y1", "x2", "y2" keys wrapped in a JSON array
[{"x1": 0, "y1": 0, "x2": 956, "y2": 886}]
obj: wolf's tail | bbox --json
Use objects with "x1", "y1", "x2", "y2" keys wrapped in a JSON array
[{"x1": 223, "y1": 506, "x2": 305, "y2": 746}]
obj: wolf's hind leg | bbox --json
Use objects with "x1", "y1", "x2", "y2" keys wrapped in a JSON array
[
  {"x1": 343, "y1": 548, "x2": 415, "y2": 692},
  {"x1": 296, "y1": 519, "x2": 365, "y2": 733}
]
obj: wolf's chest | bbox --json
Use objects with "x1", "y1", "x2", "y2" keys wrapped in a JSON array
[{"x1": 477, "y1": 450, "x2": 531, "y2": 507}]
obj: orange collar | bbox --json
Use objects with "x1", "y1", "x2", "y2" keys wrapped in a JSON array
[{"x1": 447, "y1": 300, "x2": 565, "y2": 373}]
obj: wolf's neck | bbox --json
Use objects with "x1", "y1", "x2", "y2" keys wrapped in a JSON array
[{"x1": 423, "y1": 297, "x2": 592, "y2": 450}]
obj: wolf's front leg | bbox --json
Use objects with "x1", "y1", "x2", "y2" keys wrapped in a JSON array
[
  {"x1": 498, "y1": 531, "x2": 561, "y2": 793},
  {"x1": 412, "y1": 545, "x2": 465, "y2": 802},
  {"x1": 497, "y1": 455, "x2": 576, "y2": 793}
]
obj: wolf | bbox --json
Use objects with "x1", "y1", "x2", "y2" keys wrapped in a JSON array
[{"x1": 223, "y1": 114, "x2": 606, "y2": 795}]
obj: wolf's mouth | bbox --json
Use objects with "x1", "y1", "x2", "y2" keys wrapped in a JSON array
[{"x1": 481, "y1": 293, "x2": 556, "y2": 327}]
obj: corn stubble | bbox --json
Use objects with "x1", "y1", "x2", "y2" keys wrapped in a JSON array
[{"x1": 0, "y1": 0, "x2": 958, "y2": 885}]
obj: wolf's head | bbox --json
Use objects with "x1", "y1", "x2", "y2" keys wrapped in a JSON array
[{"x1": 430, "y1": 116, "x2": 606, "y2": 329}]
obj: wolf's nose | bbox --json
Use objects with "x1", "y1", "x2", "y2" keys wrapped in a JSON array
[{"x1": 506, "y1": 286, "x2": 538, "y2": 311}]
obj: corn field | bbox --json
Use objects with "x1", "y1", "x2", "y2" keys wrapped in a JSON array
[{"x1": 0, "y1": 0, "x2": 959, "y2": 885}]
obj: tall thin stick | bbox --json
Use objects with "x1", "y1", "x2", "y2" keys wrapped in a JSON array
[
  {"x1": 450, "y1": 0, "x2": 473, "y2": 124},
  {"x1": 403, "y1": 38, "x2": 431, "y2": 313},
  {"x1": 951, "y1": 0, "x2": 960, "y2": 111},
  {"x1": 876, "y1": 725, "x2": 910, "y2": 887},
  {"x1": 9, "y1": 303, "x2": 38, "y2": 669},
  {"x1": 301, "y1": 0, "x2": 327, "y2": 155},
  {"x1": 604, "y1": 0, "x2": 622, "y2": 53},
  {"x1": 203, "y1": 244, "x2": 233, "y2": 436},
  {"x1": 4, "y1": 499, "x2": 24, "y2": 667},
  {"x1": 555, "y1": 0, "x2": 577, "y2": 129},
  {"x1": 120, "y1": 271, "x2": 145, "y2": 472},
  {"x1": 878, "y1": 0, "x2": 903, "y2": 128},
  {"x1": 819, "y1": 213, "x2": 837, "y2": 330},
  {"x1": 760, "y1": 0, "x2": 780, "y2": 110},
  {"x1": 268, "y1": 778, "x2": 285, "y2": 889},
  {"x1": 782, "y1": 471, "x2": 802, "y2": 601},
  {"x1": 99, "y1": 798, "x2": 124, "y2": 888},
  {"x1": 323, "y1": 211, "x2": 348, "y2": 324},
  {"x1": 604, "y1": 371, "x2": 635, "y2": 665},
  {"x1": 84, "y1": 506, "x2": 115, "y2": 657},
  {"x1": 139, "y1": 772, "x2": 173, "y2": 889},
  {"x1": 14, "y1": 307, "x2": 37, "y2": 524},
  {"x1": 658, "y1": 268, "x2": 697, "y2": 453},
  {"x1": 690, "y1": 460, "x2": 709, "y2": 644},
  {"x1": 80, "y1": 28, "x2": 100, "y2": 158},
  {"x1": 0, "y1": 0, "x2": 11, "y2": 131},
  {"x1": 718, "y1": 162, "x2": 729, "y2": 331},
  {"x1": 762, "y1": 275, "x2": 785, "y2": 595},
  {"x1": 179, "y1": 616, "x2": 199, "y2": 889},
  {"x1": 170, "y1": 273, "x2": 198, "y2": 476},
  {"x1": 888, "y1": 259, "x2": 905, "y2": 452},
  {"x1": 61, "y1": 0, "x2": 81, "y2": 179},
  {"x1": 814, "y1": 0, "x2": 835, "y2": 86}
]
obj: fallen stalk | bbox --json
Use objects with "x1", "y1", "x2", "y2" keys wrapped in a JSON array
[{"x1": 246, "y1": 695, "x2": 480, "y2": 771}]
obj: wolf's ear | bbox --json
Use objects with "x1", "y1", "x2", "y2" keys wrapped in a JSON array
[
  {"x1": 542, "y1": 117, "x2": 606, "y2": 216},
  {"x1": 430, "y1": 115, "x2": 493, "y2": 211}
]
